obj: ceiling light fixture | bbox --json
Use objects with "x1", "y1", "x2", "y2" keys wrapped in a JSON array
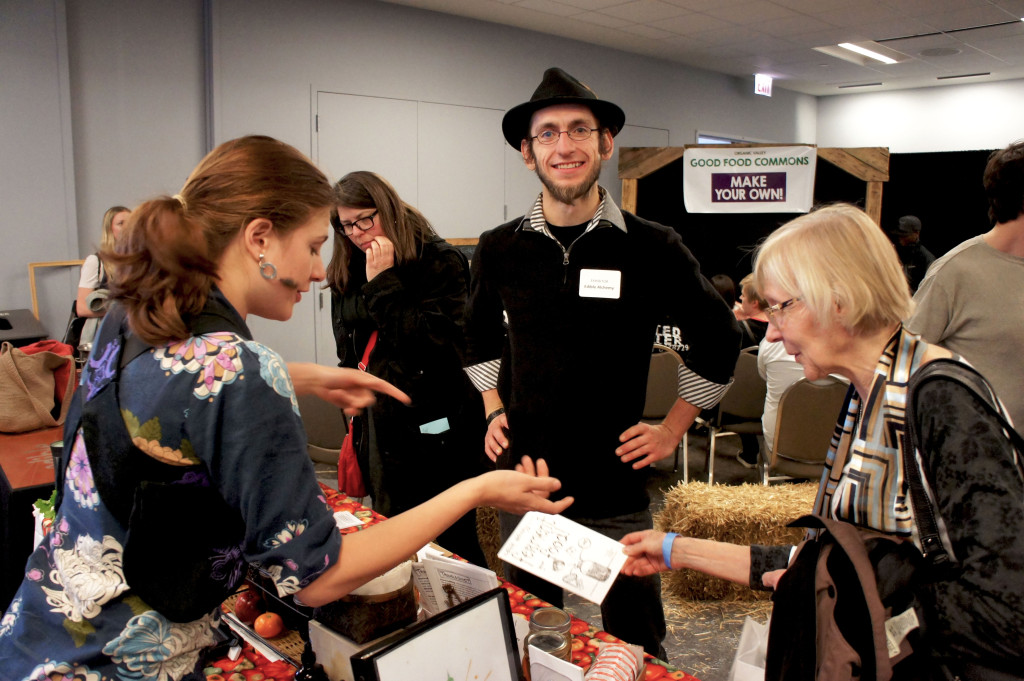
[
  {"x1": 814, "y1": 41, "x2": 908, "y2": 66},
  {"x1": 937, "y1": 72, "x2": 990, "y2": 80},
  {"x1": 838, "y1": 42, "x2": 897, "y2": 64},
  {"x1": 838, "y1": 82, "x2": 883, "y2": 89}
]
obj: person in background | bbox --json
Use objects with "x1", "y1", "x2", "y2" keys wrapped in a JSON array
[
  {"x1": 464, "y1": 67, "x2": 740, "y2": 658},
  {"x1": 734, "y1": 273, "x2": 769, "y2": 348},
  {"x1": 621, "y1": 203, "x2": 1024, "y2": 679},
  {"x1": 76, "y1": 206, "x2": 130, "y2": 318},
  {"x1": 0, "y1": 136, "x2": 571, "y2": 679},
  {"x1": 327, "y1": 170, "x2": 487, "y2": 565},
  {"x1": 72, "y1": 206, "x2": 131, "y2": 355},
  {"x1": 887, "y1": 214, "x2": 934, "y2": 292},
  {"x1": 710, "y1": 273, "x2": 736, "y2": 308},
  {"x1": 731, "y1": 274, "x2": 772, "y2": 469},
  {"x1": 907, "y1": 140, "x2": 1024, "y2": 433}
]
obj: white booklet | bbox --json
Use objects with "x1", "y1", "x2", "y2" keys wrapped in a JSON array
[
  {"x1": 497, "y1": 512, "x2": 627, "y2": 604},
  {"x1": 411, "y1": 549, "x2": 500, "y2": 616}
]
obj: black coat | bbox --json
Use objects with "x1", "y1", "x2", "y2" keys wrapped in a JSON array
[{"x1": 332, "y1": 237, "x2": 485, "y2": 517}]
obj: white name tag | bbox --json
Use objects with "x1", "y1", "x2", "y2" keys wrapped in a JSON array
[{"x1": 579, "y1": 269, "x2": 621, "y2": 299}]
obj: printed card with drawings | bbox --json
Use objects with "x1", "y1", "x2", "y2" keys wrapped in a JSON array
[{"x1": 497, "y1": 512, "x2": 627, "y2": 604}]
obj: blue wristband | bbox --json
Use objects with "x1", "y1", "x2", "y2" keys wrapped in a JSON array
[{"x1": 662, "y1": 532, "x2": 679, "y2": 569}]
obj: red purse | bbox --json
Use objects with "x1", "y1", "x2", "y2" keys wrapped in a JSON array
[{"x1": 337, "y1": 331, "x2": 377, "y2": 498}]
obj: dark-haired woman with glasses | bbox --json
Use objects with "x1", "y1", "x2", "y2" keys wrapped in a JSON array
[{"x1": 326, "y1": 171, "x2": 487, "y2": 565}]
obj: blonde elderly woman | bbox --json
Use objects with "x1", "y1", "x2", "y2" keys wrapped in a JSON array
[{"x1": 621, "y1": 204, "x2": 1024, "y2": 679}]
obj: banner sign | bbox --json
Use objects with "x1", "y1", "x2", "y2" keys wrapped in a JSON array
[{"x1": 683, "y1": 146, "x2": 816, "y2": 214}]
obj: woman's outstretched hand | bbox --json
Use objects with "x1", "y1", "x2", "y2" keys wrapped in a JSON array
[
  {"x1": 620, "y1": 530, "x2": 671, "y2": 577},
  {"x1": 477, "y1": 456, "x2": 573, "y2": 516},
  {"x1": 289, "y1": 362, "x2": 410, "y2": 415}
]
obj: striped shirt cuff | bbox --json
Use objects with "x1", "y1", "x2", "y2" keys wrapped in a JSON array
[
  {"x1": 465, "y1": 359, "x2": 500, "y2": 392},
  {"x1": 677, "y1": 364, "x2": 732, "y2": 410}
]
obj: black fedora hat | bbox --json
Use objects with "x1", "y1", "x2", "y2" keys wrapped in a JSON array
[{"x1": 501, "y1": 68, "x2": 626, "y2": 149}]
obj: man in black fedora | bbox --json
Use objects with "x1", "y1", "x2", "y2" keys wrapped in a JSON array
[{"x1": 464, "y1": 67, "x2": 740, "y2": 657}]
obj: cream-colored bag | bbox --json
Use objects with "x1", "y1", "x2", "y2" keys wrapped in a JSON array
[
  {"x1": 729, "y1": 617, "x2": 768, "y2": 681},
  {"x1": 0, "y1": 340, "x2": 76, "y2": 433}
]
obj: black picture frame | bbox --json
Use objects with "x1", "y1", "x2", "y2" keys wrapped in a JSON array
[{"x1": 350, "y1": 587, "x2": 521, "y2": 681}]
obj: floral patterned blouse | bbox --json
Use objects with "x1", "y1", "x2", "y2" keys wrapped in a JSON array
[{"x1": 0, "y1": 291, "x2": 342, "y2": 680}]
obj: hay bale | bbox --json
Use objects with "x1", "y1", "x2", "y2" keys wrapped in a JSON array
[
  {"x1": 476, "y1": 505, "x2": 504, "y2": 575},
  {"x1": 656, "y1": 481, "x2": 817, "y2": 601}
]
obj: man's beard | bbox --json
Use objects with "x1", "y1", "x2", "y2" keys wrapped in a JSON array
[{"x1": 535, "y1": 158, "x2": 603, "y2": 205}]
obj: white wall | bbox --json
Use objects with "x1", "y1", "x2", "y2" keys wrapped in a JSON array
[
  {"x1": 208, "y1": 0, "x2": 816, "y2": 358},
  {"x1": 1, "y1": 0, "x2": 78, "y2": 338},
  {"x1": 4, "y1": 0, "x2": 815, "y2": 360},
  {"x1": 66, "y1": 0, "x2": 207, "y2": 253},
  {"x1": 817, "y1": 79, "x2": 1024, "y2": 153}
]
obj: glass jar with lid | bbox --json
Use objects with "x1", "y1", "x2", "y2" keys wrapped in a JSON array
[{"x1": 522, "y1": 606, "x2": 572, "y2": 672}]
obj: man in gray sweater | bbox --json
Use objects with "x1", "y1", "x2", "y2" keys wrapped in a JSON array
[{"x1": 907, "y1": 140, "x2": 1024, "y2": 432}]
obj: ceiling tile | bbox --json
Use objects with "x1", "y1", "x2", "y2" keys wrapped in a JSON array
[
  {"x1": 513, "y1": 0, "x2": 585, "y2": 16},
  {"x1": 991, "y1": 0, "x2": 1024, "y2": 14},
  {"x1": 771, "y1": 0, "x2": 857, "y2": 13},
  {"x1": 702, "y1": 1, "x2": 798, "y2": 25},
  {"x1": 971, "y1": 33, "x2": 1024, "y2": 60},
  {"x1": 619, "y1": 22, "x2": 678, "y2": 38},
  {"x1": 920, "y1": 6, "x2": 1021, "y2": 32},
  {"x1": 656, "y1": 12, "x2": 734, "y2": 33},
  {"x1": 756, "y1": 14, "x2": 836, "y2": 38},
  {"x1": 959, "y1": 20, "x2": 1024, "y2": 42},
  {"x1": 661, "y1": 0, "x2": 752, "y2": 10},
  {"x1": 793, "y1": 26, "x2": 873, "y2": 46},
  {"x1": 575, "y1": 10, "x2": 635, "y2": 27},
  {"x1": 883, "y1": 32, "x2": 962, "y2": 55},
  {"x1": 597, "y1": 0, "x2": 691, "y2": 22},
  {"x1": 378, "y1": 0, "x2": 1024, "y2": 94},
  {"x1": 881, "y1": 0, "x2": 998, "y2": 19},
  {"x1": 557, "y1": 0, "x2": 633, "y2": 9},
  {"x1": 690, "y1": 25, "x2": 765, "y2": 46},
  {"x1": 815, "y1": 1, "x2": 902, "y2": 27}
]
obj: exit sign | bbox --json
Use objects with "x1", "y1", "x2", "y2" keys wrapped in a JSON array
[{"x1": 755, "y1": 73, "x2": 773, "y2": 97}]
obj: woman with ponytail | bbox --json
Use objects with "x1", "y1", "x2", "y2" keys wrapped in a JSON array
[
  {"x1": 328, "y1": 171, "x2": 487, "y2": 566},
  {"x1": 0, "y1": 136, "x2": 571, "y2": 679}
]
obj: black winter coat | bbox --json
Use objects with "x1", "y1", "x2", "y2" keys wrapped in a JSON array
[{"x1": 332, "y1": 237, "x2": 485, "y2": 517}]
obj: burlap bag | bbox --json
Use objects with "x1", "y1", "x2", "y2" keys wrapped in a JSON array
[{"x1": 0, "y1": 340, "x2": 76, "y2": 433}]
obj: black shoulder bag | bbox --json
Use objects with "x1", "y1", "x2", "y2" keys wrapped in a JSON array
[{"x1": 58, "y1": 302, "x2": 247, "y2": 622}]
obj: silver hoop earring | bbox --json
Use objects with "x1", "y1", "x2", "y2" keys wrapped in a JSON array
[{"x1": 259, "y1": 253, "x2": 278, "y2": 281}]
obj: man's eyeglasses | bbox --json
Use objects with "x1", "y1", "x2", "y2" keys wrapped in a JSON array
[
  {"x1": 335, "y1": 210, "x2": 378, "y2": 236},
  {"x1": 765, "y1": 297, "x2": 802, "y2": 327},
  {"x1": 531, "y1": 126, "x2": 600, "y2": 145}
]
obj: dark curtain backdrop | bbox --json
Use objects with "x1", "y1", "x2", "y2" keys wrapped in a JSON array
[{"x1": 634, "y1": 149, "x2": 994, "y2": 285}]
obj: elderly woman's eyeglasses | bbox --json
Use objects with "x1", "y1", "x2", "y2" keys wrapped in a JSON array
[
  {"x1": 531, "y1": 126, "x2": 600, "y2": 145},
  {"x1": 765, "y1": 297, "x2": 802, "y2": 327},
  {"x1": 335, "y1": 210, "x2": 377, "y2": 236}
]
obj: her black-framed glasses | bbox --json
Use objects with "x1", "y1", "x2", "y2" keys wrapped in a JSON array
[{"x1": 335, "y1": 210, "x2": 378, "y2": 236}]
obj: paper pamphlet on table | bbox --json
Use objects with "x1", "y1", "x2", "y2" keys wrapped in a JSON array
[
  {"x1": 333, "y1": 510, "x2": 364, "y2": 529},
  {"x1": 411, "y1": 551, "x2": 499, "y2": 616},
  {"x1": 530, "y1": 644, "x2": 585, "y2": 681},
  {"x1": 497, "y1": 512, "x2": 627, "y2": 604}
]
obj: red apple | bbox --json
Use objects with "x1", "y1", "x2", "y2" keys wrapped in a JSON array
[
  {"x1": 233, "y1": 590, "x2": 263, "y2": 625},
  {"x1": 569, "y1": 619, "x2": 590, "y2": 635}
]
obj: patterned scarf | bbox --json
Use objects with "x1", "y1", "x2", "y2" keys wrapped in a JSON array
[{"x1": 813, "y1": 325, "x2": 929, "y2": 537}]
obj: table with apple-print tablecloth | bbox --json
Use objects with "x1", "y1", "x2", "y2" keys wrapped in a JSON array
[{"x1": 319, "y1": 484, "x2": 697, "y2": 680}]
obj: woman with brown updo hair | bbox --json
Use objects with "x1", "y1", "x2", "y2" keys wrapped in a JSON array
[{"x1": 0, "y1": 137, "x2": 571, "y2": 679}]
